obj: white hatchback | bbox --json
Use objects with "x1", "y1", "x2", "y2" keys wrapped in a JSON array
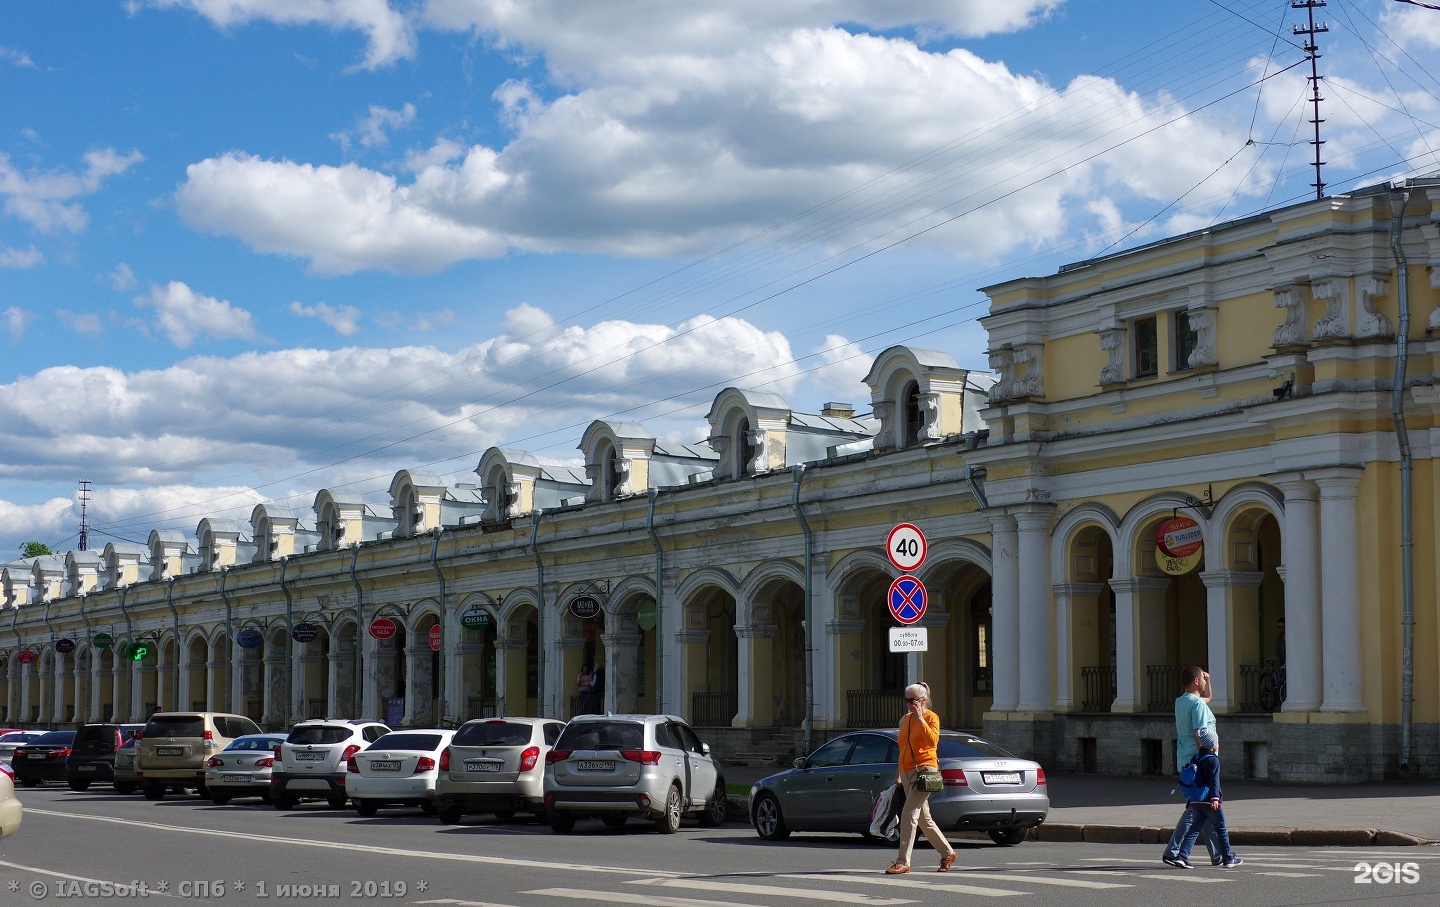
[
  {"x1": 0, "y1": 763, "x2": 21, "y2": 838},
  {"x1": 347, "y1": 730, "x2": 456, "y2": 817}
]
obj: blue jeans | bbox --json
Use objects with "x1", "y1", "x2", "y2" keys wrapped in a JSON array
[{"x1": 1164, "y1": 803, "x2": 1234, "y2": 863}]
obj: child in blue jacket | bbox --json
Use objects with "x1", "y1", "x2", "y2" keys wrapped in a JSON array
[{"x1": 1162, "y1": 726, "x2": 1242, "y2": 869}]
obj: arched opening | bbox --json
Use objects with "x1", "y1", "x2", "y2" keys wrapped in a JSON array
[
  {"x1": 735, "y1": 417, "x2": 754, "y2": 477},
  {"x1": 186, "y1": 636, "x2": 208, "y2": 711},
  {"x1": 902, "y1": 379, "x2": 922, "y2": 446},
  {"x1": 681, "y1": 586, "x2": 739, "y2": 727},
  {"x1": 1067, "y1": 525, "x2": 1117, "y2": 714}
]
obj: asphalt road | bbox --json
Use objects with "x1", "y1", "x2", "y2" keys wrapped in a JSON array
[{"x1": 2, "y1": 786, "x2": 1438, "y2": 907}]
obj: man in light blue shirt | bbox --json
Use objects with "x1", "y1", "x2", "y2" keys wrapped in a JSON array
[{"x1": 1172, "y1": 665, "x2": 1220, "y2": 862}]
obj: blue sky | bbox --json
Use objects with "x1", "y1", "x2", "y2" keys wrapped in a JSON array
[{"x1": 2, "y1": 0, "x2": 1438, "y2": 556}]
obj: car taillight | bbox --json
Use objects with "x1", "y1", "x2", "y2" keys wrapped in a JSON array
[
  {"x1": 341, "y1": 744, "x2": 361, "y2": 761},
  {"x1": 203, "y1": 730, "x2": 216, "y2": 751},
  {"x1": 274, "y1": 745, "x2": 282, "y2": 760},
  {"x1": 53, "y1": 747, "x2": 72, "y2": 760},
  {"x1": 207, "y1": 756, "x2": 224, "y2": 768},
  {"x1": 256, "y1": 757, "x2": 273, "y2": 768},
  {"x1": 544, "y1": 750, "x2": 571, "y2": 764},
  {"x1": 439, "y1": 747, "x2": 450, "y2": 772},
  {"x1": 135, "y1": 731, "x2": 144, "y2": 741},
  {"x1": 413, "y1": 757, "x2": 436, "y2": 775},
  {"x1": 346, "y1": 756, "x2": 359, "y2": 774},
  {"x1": 620, "y1": 750, "x2": 662, "y2": 765},
  {"x1": 519, "y1": 746, "x2": 540, "y2": 772},
  {"x1": 1036, "y1": 768, "x2": 1046, "y2": 786},
  {"x1": 941, "y1": 768, "x2": 968, "y2": 787}
]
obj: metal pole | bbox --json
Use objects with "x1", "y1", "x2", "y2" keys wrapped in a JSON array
[{"x1": 790, "y1": 466, "x2": 814, "y2": 756}]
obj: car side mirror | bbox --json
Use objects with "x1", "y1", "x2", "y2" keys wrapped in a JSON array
[
  {"x1": 793, "y1": 756, "x2": 808, "y2": 769},
  {"x1": 700, "y1": 742, "x2": 711, "y2": 756}
]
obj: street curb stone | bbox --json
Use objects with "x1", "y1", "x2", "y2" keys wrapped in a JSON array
[
  {"x1": 1291, "y1": 827, "x2": 1378, "y2": 847},
  {"x1": 1230, "y1": 827, "x2": 1298, "y2": 846},
  {"x1": 1083, "y1": 825, "x2": 1145, "y2": 844}
]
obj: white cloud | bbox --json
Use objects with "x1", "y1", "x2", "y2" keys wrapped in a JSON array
[
  {"x1": 4, "y1": 306, "x2": 35, "y2": 340},
  {"x1": 0, "y1": 148, "x2": 144, "y2": 233},
  {"x1": 1380, "y1": 4, "x2": 1440, "y2": 51},
  {"x1": 57, "y1": 310, "x2": 105, "y2": 336},
  {"x1": 0, "y1": 245, "x2": 43, "y2": 268},
  {"x1": 808, "y1": 334, "x2": 872, "y2": 398},
  {"x1": 501, "y1": 303, "x2": 558, "y2": 343},
  {"x1": 107, "y1": 262, "x2": 138, "y2": 291},
  {"x1": 290, "y1": 300, "x2": 362, "y2": 335},
  {"x1": 144, "y1": 0, "x2": 416, "y2": 69},
  {"x1": 133, "y1": 280, "x2": 259, "y2": 347},
  {"x1": 0, "y1": 46, "x2": 38, "y2": 68},
  {"x1": 0, "y1": 496, "x2": 75, "y2": 552},
  {"x1": 332, "y1": 102, "x2": 417, "y2": 152}
]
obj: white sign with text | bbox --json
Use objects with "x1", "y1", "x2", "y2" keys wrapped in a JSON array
[{"x1": 888, "y1": 626, "x2": 929, "y2": 652}]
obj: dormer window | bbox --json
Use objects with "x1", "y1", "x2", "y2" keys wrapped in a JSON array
[
  {"x1": 902, "y1": 380, "x2": 923, "y2": 446},
  {"x1": 736, "y1": 417, "x2": 755, "y2": 477},
  {"x1": 603, "y1": 446, "x2": 621, "y2": 500}
]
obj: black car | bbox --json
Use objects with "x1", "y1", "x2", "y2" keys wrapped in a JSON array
[
  {"x1": 65, "y1": 723, "x2": 145, "y2": 791},
  {"x1": 11, "y1": 730, "x2": 77, "y2": 787}
]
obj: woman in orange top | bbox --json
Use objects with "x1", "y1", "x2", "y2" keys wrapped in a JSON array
[{"x1": 886, "y1": 682, "x2": 957, "y2": 874}]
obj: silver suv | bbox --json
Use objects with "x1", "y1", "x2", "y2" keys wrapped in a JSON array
[
  {"x1": 272, "y1": 719, "x2": 390, "y2": 810},
  {"x1": 436, "y1": 717, "x2": 565, "y2": 824},
  {"x1": 543, "y1": 714, "x2": 726, "y2": 834}
]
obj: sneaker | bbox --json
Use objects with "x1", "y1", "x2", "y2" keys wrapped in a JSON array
[
  {"x1": 1162, "y1": 855, "x2": 1194, "y2": 869},
  {"x1": 1221, "y1": 857, "x2": 1244, "y2": 869},
  {"x1": 1211, "y1": 856, "x2": 1224, "y2": 866}
]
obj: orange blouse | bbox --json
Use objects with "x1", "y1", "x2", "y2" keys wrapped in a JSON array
[{"x1": 898, "y1": 709, "x2": 941, "y2": 771}]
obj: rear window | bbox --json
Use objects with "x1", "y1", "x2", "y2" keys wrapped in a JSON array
[
  {"x1": 938, "y1": 735, "x2": 1017, "y2": 759},
  {"x1": 288, "y1": 726, "x2": 353, "y2": 745},
  {"x1": 368, "y1": 733, "x2": 443, "y2": 752},
  {"x1": 144, "y1": 716, "x2": 204, "y2": 737},
  {"x1": 453, "y1": 721, "x2": 533, "y2": 747},
  {"x1": 73, "y1": 726, "x2": 120, "y2": 752},
  {"x1": 225, "y1": 736, "x2": 285, "y2": 752},
  {"x1": 31, "y1": 731, "x2": 76, "y2": 746},
  {"x1": 556, "y1": 721, "x2": 643, "y2": 751}
]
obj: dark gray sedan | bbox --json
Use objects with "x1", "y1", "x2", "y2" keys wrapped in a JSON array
[{"x1": 749, "y1": 729, "x2": 1048, "y2": 846}]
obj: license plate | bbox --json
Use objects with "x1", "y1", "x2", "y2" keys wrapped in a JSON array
[
  {"x1": 370, "y1": 760, "x2": 401, "y2": 772},
  {"x1": 29, "y1": 753, "x2": 47, "y2": 760},
  {"x1": 77, "y1": 765, "x2": 97, "y2": 772},
  {"x1": 157, "y1": 747, "x2": 184, "y2": 757},
  {"x1": 222, "y1": 774, "x2": 248, "y2": 783},
  {"x1": 983, "y1": 771, "x2": 1022, "y2": 785},
  {"x1": 465, "y1": 760, "x2": 501, "y2": 773},
  {"x1": 295, "y1": 752, "x2": 325, "y2": 762},
  {"x1": 576, "y1": 760, "x2": 614, "y2": 772}
]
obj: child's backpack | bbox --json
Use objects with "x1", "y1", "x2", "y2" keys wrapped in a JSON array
[{"x1": 1178, "y1": 752, "x2": 1217, "y2": 801}]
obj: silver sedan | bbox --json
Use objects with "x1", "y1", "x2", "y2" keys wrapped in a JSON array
[
  {"x1": 749, "y1": 729, "x2": 1048, "y2": 846},
  {"x1": 204, "y1": 734, "x2": 287, "y2": 805}
]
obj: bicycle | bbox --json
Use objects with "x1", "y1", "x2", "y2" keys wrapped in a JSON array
[{"x1": 1258, "y1": 659, "x2": 1287, "y2": 712}]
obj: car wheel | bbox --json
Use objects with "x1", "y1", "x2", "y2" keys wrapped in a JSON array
[
  {"x1": 752, "y1": 793, "x2": 790, "y2": 841},
  {"x1": 989, "y1": 827, "x2": 1029, "y2": 846},
  {"x1": 493, "y1": 808, "x2": 516, "y2": 820},
  {"x1": 272, "y1": 794, "x2": 296, "y2": 810},
  {"x1": 68, "y1": 780, "x2": 92, "y2": 792},
  {"x1": 195, "y1": 782, "x2": 210, "y2": 799},
  {"x1": 355, "y1": 800, "x2": 379, "y2": 818},
  {"x1": 327, "y1": 793, "x2": 348, "y2": 809},
  {"x1": 114, "y1": 782, "x2": 137, "y2": 795},
  {"x1": 548, "y1": 810, "x2": 577, "y2": 834},
  {"x1": 698, "y1": 778, "x2": 727, "y2": 827},
  {"x1": 143, "y1": 783, "x2": 165, "y2": 801},
  {"x1": 420, "y1": 802, "x2": 438, "y2": 816},
  {"x1": 19, "y1": 778, "x2": 39, "y2": 788},
  {"x1": 601, "y1": 815, "x2": 628, "y2": 828},
  {"x1": 260, "y1": 792, "x2": 272, "y2": 804},
  {"x1": 654, "y1": 784, "x2": 682, "y2": 835},
  {"x1": 437, "y1": 807, "x2": 462, "y2": 825},
  {"x1": 211, "y1": 792, "x2": 231, "y2": 806}
]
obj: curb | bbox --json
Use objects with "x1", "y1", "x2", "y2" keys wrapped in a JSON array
[{"x1": 1030, "y1": 823, "x2": 1430, "y2": 847}]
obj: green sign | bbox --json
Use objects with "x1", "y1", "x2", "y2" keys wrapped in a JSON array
[
  {"x1": 93, "y1": 632, "x2": 113, "y2": 649},
  {"x1": 636, "y1": 596, "x2": 657, "y2": 632},
  {"x1": 460, "y1": 609, "x2": 492, "y2": 629},
  {"x1": 124, "y1": 642, "x2": 153, "y2": 662}
]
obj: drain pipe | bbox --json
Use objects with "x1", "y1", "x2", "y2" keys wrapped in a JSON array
[
  {"x1": 220, "y1": 567, "x2": 233, "y2": 713},
  {"x1": 79, "y1": 593, "x2": 92, "y2": 722},
  {"x1": 165, "y1": 577, "x2": 181, "y2": 711},
  {"x1": 1389, "y1": 186, "x2": 1416, "y2": 771},
  {"x1": 117, "y1": 586, "x2": 133, "y2": 721},
  {"x1": 646, "y1": 489, "x2": 665, "y2": 711},
  {"x1": 8, "y1": 608, "x2": 21, "y2": 725},
  {"x1": 279, "y1": 556, "x2": 294, "y2": 725},
  {"x1": 790, "y1": 466, "x2": 814, "y2": 756},
  {"x1": 349, "y1": 545, "x2": 365, "y2": 718},
  {"x1": 429, "y1": 527, "x2": 449, "y2": 726},
  {"x1": 530, "y1": 511, "x2": 548, "y2": 717},
  {"x1": 965, "y1": 465, "x2": 990, "y2": 510}
]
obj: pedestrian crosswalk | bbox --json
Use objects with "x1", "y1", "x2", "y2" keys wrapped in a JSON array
[{"x1": 414, "y1": 849, "x2": 1421, "y2": 906}]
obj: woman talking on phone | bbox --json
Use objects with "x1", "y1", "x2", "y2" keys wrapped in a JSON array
[{"x1": 886, "y1": 682, "x2": 958, "y2": 874}]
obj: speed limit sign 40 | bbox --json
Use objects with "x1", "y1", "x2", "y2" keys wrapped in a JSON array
[{"x1": 887, "y1": 523, "x2": 927, "y2": 572}]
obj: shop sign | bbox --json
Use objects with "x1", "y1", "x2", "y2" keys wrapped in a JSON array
[
  {"x1": 93, "y1": 632, "x2": 113, "y2": 649},
  {"x1": 236, "y1": 627, "x2": 264, "y2": 649},
  {"x1": 368, "y1": 617, "x2": 398, "y2": 640},
  {"x1": 460, "y1": 609, "x2": 491, "y2": 629},
  {"x1": 636, "y1": 597, "x2": 657, "y2": 632},
  {"x1": 1156, "y1": 515, "x2": 1204, "y2": 558},
  {"x1": 429, "y1": 625, "x2": 441, "y2": 652},
  {"x1": 55, "y1": 638, "x2": 77, "y2": 654},
  {"x1": 18, "y1": 650, "x2": 36, "y2": 665},
  {"x1": 1155, "y1": 545, "x2": 1200, "y2": 576},
  {"x1": 569, "y1": 595, "x2": 601, "y2": 620},
  {"x1": 291, "y1": 622, "x2": 319, "y2": 643}
]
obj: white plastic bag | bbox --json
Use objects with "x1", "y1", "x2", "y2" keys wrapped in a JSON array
[{"x1": 869, "y1": 783, "x2": 900, "y2": 838}]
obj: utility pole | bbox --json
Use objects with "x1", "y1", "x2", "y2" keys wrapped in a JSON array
[
  {"x1": 1292, "y1": 0, "x2": 1329, "y2": 199},
  {"x1": 77, "y1": 478, "x2": 92, "y2": 551}
]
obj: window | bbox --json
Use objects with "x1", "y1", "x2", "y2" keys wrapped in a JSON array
[
  {"x1": 902, "y1": 380, "x2": 922, "y2": 446},
  {"x1": 971, "y1": 586, "x2": 992, "y2": 693},
  {"x1": 1172, "y1": 309, "x2": 1198, "y2": 371},
  {"x1": 1132, "y1": 316, "x2": 1158, "y2": 378},
  {"x1": 736, "y1": 417, "x2": 755, "y2": 476}
]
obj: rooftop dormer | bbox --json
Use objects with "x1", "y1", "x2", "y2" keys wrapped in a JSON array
[
  {"x1": 147, "y1": 530, "x2": 191, "y2": 581},
  {"x1": 196, "y1": 519, "x2": 248, "y2": 572},
  {"x1": 475, "y1": 448, "x2": 589, "y2": 521},
  {"x1": 1, "y1": 561, "x2": 32, "y2": 607},
  {"x1": 250, "y1": 504, "x2": 305, "y2": 562},
  {"x1": 29, "y1": 555, "x2": 65, "y2": 601},
  {"x1": 313, "y1": 490, "x2": 397, "y2": 549},
  {"x1": 705, "y1": 388, "x2": 791, "y2": 480},
  {"x1": 64, "y1": 550, "x2": 102, "y2": 597},
  {"x1": 863, "y1": 346, "x2": 991, "y2": 452},
  {"x1": 102, "y1": 541, "x2": 149, "y2": 590},
  {"x1": 389, "y1": 470, "x2": 447, "y2": 537}
]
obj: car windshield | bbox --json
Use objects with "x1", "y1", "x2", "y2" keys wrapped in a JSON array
[
  {"x1": 453, "y1": 721, "x2": 532, "y2": 747},
  {"x1": 225, "y1": 736, "x2": 285, "y2": 752},
  {"x1": 556, "y1": 722, "x2": 643, "y2": 751},
  {"x1": 938, "y1": 735, "x2": 1017, "y2": 759},
  {"x1": 367, "y1": 733, "x2": 443, "y2": 752},
  {"x1": 145, "y1": 716, "x2": 204, "y2": 737},
  {"x1": 288, "y1": 726, "x2": 352, "y2": 745}
]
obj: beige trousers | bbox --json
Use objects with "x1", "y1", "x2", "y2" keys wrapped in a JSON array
[{"x1": 895, "y1": 767, "x2": 956, "y2": 866}]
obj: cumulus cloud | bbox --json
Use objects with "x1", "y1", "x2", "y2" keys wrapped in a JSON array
[
  {"x1": 5, "y1": 306, "x2": 35, "y2": 340},
  {"x1": 809, "y1": 335, "x2": 873, "y2": 398},
  {"x1": 332, "y1": 102, "x2": 417, "y2": 152},
  {"x1": 57, "y1": 310, "x2": 104, "y2": 336},
  {"x1": 133, "y1": 280, "x2": 259, "y2": 347},
  {"x1": 0, "y1": 245, "x2": 43, "y2": 268},
  {"x1": 106, "y1": 262, "x2": 138, "y2": 291},
  {"x1": 0, "y1": 148, "x2": 143, "y2": 233},
  {"x1": 290, "y1": 300, "x2": 362, "y2": 335},
  {"x1": 142, "y1": 0, "x2": 416, "y2": 69},
  {"x1": 0, "y1": 46, "x2": 37, "y2": 68}
]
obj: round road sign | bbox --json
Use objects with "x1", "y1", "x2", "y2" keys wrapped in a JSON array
[
  {"x1": 887, "y1": 523, "x2": 927, "y2": 573},
  {"x1": 369, "y1": 617, "x2": 398, "y2": 640},
  {"x1": 887, "y1": 576, "x2": 928, "y2": 626}
]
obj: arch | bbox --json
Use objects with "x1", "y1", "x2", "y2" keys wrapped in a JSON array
[
  {"x1": 738, "y1": 559, "x2": 807, "y2": 625},
  {"x1": 606, "y1": 576, "x2": 658, "y2": 613},
  {"x1": 827, "y1": 548, "x2": 896, "y2": 597},
  {"x1": 675, "y1": 566, "x2": 742, "y2": 604},
  {"x1": 1116, "y1": 491, "x2": 1212, "y2": 577}
]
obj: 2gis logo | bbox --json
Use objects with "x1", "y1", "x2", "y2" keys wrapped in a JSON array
[{"x1": 1354, "y1": 861, "x2": 1420, "y2": 884}]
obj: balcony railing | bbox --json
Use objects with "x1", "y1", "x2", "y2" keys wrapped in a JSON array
[
  {"x1": 1079, "y1": 665, "x2": 1116, "y2": 712},
  {"x1": 690, "y1": 691, "x2": 738, "y2": 727},
  {"x1": 846, "y1": 689, "x2": 905, "y2": 728},
  {"x1": 466, "y1": 696, "x2": 497, "y2": 720},
  {"x1": 1144, "y1": 665, "x2": 1183, "y2": 712}
]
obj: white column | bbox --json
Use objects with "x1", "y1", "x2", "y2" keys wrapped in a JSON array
[
  {"x1": 1016, "y1": 507, "x2": 1054, "y2": 712},
  {"x1": 89, "y1": 655, "x2": 103, "y2": 722},
  {"x1": 1199, "y1": 570, "x2": 1264, "y2": 711},
  {"x1": 988, "y1": 513, "x2": 1020, "y2": 711},
  {"x1": 1274, "y1": 475, "x2": 1322, "y2": 711},
  {"x1": 493, "y1": 638, "x2": 512, "y2": 718},
  {"x1": 1314, "y1": 468, "x2": 1365, "y2": 712}
]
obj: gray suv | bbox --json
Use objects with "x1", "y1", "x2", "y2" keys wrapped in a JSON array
[
  {"x1": 272, "y1": 719, "x2": 391, "y2": 810},
  {"x1": 542, "y1": 714, "x2": 726, "y2": 834}
]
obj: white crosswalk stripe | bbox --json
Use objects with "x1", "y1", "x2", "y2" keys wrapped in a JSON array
[
  {"x1": 628, "y1": 877, "x2": 917, "y2": 904},
  {"x1": 777, "y1": 871, "x2": 1027, "y2": 897}
]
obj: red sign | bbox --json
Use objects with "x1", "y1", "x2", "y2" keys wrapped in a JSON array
[
  {"x1": 368, "y1": 617, "x2": 398, "y2": 640},
  {"x1": 18, "y1": 650, "x2": 36, "y2": 665},
  {"x1": 886, "y1": 523, "x2": 927, "y2": 573},
  {"x1": 887, "y1": 576, "x2": 928, "y2": 626},
  {"x1": 1157, "y1": 516, "x2": 1204, "y2": 558},
  {"x1": 429, "y1": 624, "x2": 441, "y2": 651}
]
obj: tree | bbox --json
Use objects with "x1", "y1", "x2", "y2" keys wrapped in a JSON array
[{"x1": 20, "y1": 541, "x2": 52, "y2": 558}]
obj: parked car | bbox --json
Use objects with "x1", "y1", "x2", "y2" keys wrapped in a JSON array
[
  {"x1": 347, "y1": 730, "x2": 455, "y2": 817},
  {"x1": 436, "y1": 717, "x2": 565, "y2": 825},
  {"x1": 136, "y1": 712, "x2": 263, "y2": 801},
  {"x1": 11, "y1": 730, "x2": 77, "y2": 787},
  {"x1": 0, "y1": 731, "x2": 43, "y2": 768},
  {"x1": 749, "y1": 728, "x2": 1048, "y2": 846},
  {"x1": 272, "y1": 719, "x2": 391, "y2": 810},
  {"x1": 65, "y1": 723, "x2": 145, "y2": 791},
  {"x1": 203, "y1": 734, "x2": 288, "y2": 805},
  {"x1": 0, "y1": 763, "x2": 21, "y2": 838},
  {"x1": 543, "y1": 714, "x2": 727, "y2": 834},
  {"x1": 113, "y1": 735, "x2": 140, "y2": 795}
]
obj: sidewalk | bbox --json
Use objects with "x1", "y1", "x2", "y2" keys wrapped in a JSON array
[{"x1": 722, "y1": 764, "x2": 1440, "y2": 846}]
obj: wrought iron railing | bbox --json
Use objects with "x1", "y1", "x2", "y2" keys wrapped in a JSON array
[
  {"x1": 690, "y1": 691, "x2": 738, "y2": 727},
  {"x1": 845, "y1": 689, "x2": 905, "y2": 728},
  {"x1": 1144, "y1": 664, "x2": 1183, "y2": 712},
  {"x1": 1079, "y1": 666, "x2": 1116, "y2": 712},
  {"x1": 466, "y1": 696, "x2": 497, "y2": 719}
]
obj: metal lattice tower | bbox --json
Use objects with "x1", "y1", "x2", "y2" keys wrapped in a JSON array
[
  {"x1": 1292, "y1": 0, "x2": 1329, "y2": 199},
  {"x1": 78, "y1": 478, "x2": 92, "y2": 551}
]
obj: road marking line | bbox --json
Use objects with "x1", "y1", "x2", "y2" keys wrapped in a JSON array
[
  {"x1": 944, "y1": 871, "x2": 1128, "y2": 889},
  {"x1": 777, "y1": 872, "x2": 1025, "y2": 897},
  {"x1": 1255, "y1": 872, "x2": 1321, "y2": 878},
  {"x1": 529, "y1": 888, "x2": 766, "y2": 907},
  {"x1": 414, "y1": 900, "x2": 522, "y2": 907},
  {"x1": 629, "y1": 878, "x2": 914, "y2": 904},
  {"x1": 1072, "y1": 872, "x2": 1232, "y2": 884}
]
